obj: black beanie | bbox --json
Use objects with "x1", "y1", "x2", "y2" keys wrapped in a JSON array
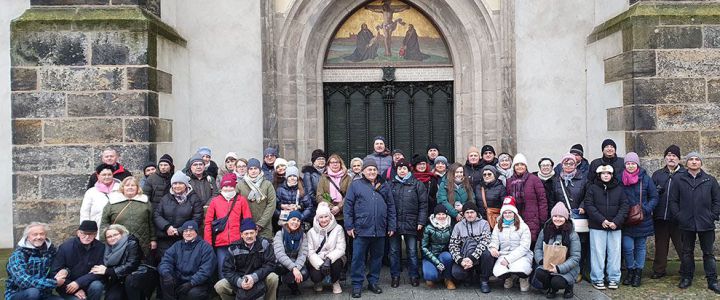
[
  {"x1": 159, "y1": 154, "x2": 174, "y2": 166},
  {"x1": 412, "y1": 154, "x2": 429, "y2": 165},
  {"x1": 481, "y1": 145, "x2": 496, "y2": 155},
  {"x1": 601, "y1": 139, "x2": 617, "y2": 151},
  {"x1": 664, "y1": 145, "x2": 681, "y2": 158},
  {"x1": 434, "y1": 204, "x2": 448, "y2": 215},
  {"x1": 396, "y1": 159, "x2": 411, "y2": 170},
  {"x1": 427, "y1": 143, "x2": 439, "y2": 152},
  {"x1": 462, "y1": 202, "x2": 479, "y2": 214},
  {"x1": 311, "y1": 149, "x2": 327, "y2": 163},
  {"x1": 569, "y1": 144, "x2": 584, "y2": 157}
]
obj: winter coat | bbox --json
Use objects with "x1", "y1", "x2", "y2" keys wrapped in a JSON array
[
  {"x1": 449, "y1": 218, "x2": 491, "y2": 265},
  {"x1": 343, "y1": 178, "x2": 397, "y2": 237},
  {"x1": 186, "y1": 172, "x2": 217, "y2": 205},
  {"x1": 554, "y1": 158, "x2": 590, "y2": 179},
  {"x1": 154, "y1": 189, "x2": 204, "y2": 244},
  {"x1": 237, "y1": 176, "x2": 277, "y2": 239},
  {"x1": 262, "y1": 162, "x2": 275, "y2": 181},
  {"x1": 102, "y1": 193, "x2": 156, "y2": 255},
  {"x1": 475, "y1": 179, "x2": 507, "y2": 217},
  {"x1": 104, "y1": 235, "x2": 143, "y2": 284},
  {"x1": 80, "y1": 180, "x2": 120, "y2": 238},
  {"x1": 158, "y1": 238, "x2": 215, "y2": 286},
  {"x1": 364, "y1": 152, "x2": 393, "y2": 177},
  {"x1": 302, "y1": 166, "x2": 323, "y2": 202},
  {"x1": 652, "y1": 165, "x2": 686, "y2": 221},
  {"x1": 584, "y1": 178, "x2": 629, "y2": 230},
  {"x1": 203, "y1": 194, "x2": 253, "y2": 247},
  {"x1": 316, "y1": 172, "x2": 351, "y2": 221},
  {"x1": 143, "y1": 171, "x2": 172, "y2": 207},
  {"x1": 588, "y1": 156, "x2": 625, "y2": 183},
  {"x1": 489, "y1": 221, "x2": 533, "y2": 276},
  {"x1": 421, "y1": 214, "x2": 452, "y2": 266},
  {"x1": 390, "y1": 176, "x2": 429, "y2": 236},
  {"x1": 669, "y1": 169, "x2": 720, "y2": 232},
  {"x1": 506, "y1": 173, "x2": 548, "y2": 241},
  {"x1": 437, "y1": 178, "x2": 476, "y2": 219},
  {"x1": 534, "y1": 221, "x2": 581, "y2": 285},
  {"x1": 415, "y1": 174, "x2": 439, "y2": 212},
  {"x1": 86, "y1": 163, "x2": 133, "y2": 189},
  {"x1": 5, "y1": 238, "x2": 57, "y2": 299},
  {"x1": 222, "y1": 237, "x2": 276, "y2": 288},
  {"x1": 550, "y1": 171, "x2": 588, "y2": 211},
  {"x1": 273, "y1": 230, "x2": 308, "y2": 271},
  {"x1": 275, "y1": 182, "x2": 314, "y2": 223},
  {"x1": 622, "y1": 169, "x2": 659, "y2": 238},
  {"x1": 307, "y1": 213, "x2": 346, "y2": 270},
  {"x1": 464, "y1": 161, "x2": 484, "y2": 190},
  {"x1": 535, "y1": 173, "x2": 555, "y2": 211},
  {"x1": 51, "y1": 237, "x2": 105, "y2": 292}
]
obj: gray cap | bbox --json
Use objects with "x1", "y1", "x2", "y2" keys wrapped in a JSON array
[
  {"x1": 686, "y1": 151, "x2": 702, "y2": 161},
  {"x1": 362, "y1": 157, "x2": 378, "y2": 171}
]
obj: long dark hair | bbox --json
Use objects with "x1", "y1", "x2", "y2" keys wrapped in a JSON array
[
  {"x1": 497, "y1": 212, "x2": 521, "y2": 232},
  {"x1": 446, "y1": 163, "x2": 473, "y2": 205},
  {"x1": 542, "y1": 219, "x2": 572, "y2": 246}
]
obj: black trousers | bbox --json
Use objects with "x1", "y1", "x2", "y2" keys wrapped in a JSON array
[
  {"x1": 653, "y1": 219, "x2": 682, "y2": 274},
  {"x1": 275, "y1": 266, "x2": 309, "y2": 286},
  {"x1": 309, "y1": 259, "x2": 344, "y2": 283},
  {"x1": 450, "y1": 250, "x2": 495, "y2": 282},
  {"x1": 160, "y1": 276, "x2": 210, "y2": 300},
  {"x1": 105, "y1": 267, "x2": 158, "y2": 300},
  {"x1": 534, "y1": 268, "x2": 571, "y2": 290},
  {"x1": 680, "y1": 230, "x2": 717, "y2": 281}
]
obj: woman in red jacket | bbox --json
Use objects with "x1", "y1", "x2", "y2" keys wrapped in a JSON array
[
  {"x1": 506, "y1": 153, "x2": 548, "y2": 248},
  {"x1": 204, "y1": 173, "x2": 252, "y2": 277}
]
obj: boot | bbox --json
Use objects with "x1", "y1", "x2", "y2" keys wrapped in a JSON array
[
  {"x1": 391, "y1": 276, "x2": 400, "y2": 288},
  {"x1": 562, "y1": 285, "x2": 574, "y2": 298},
  {"x1": 622, "y1": 269, "x2": 634, "y2": 286},
  {"x1": 631, "y1": 269, "x2": 642, "y2": 287},
  {"x1": 546, "y1": 288, "x2": 557, "y2": 299},
  {"x1": 444, "y1": 278, "x2": 456, "y2": 290},
  {"x1": 425, "y1": 280, "x2": 435, "y2": 288},
  {"x1": 708, "y1": 280, "x2": 720, "y2": 294}
]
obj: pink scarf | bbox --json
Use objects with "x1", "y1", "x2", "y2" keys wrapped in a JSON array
[
  {"x1": 94, "y1": 180, "x2": 115, "y2": 194},
  {"x1": 622, "y1": 169, "x2": 639, "y2": 186},
  {"x1": 327, "y1": 168, "x2": 345, "y2": 203}
]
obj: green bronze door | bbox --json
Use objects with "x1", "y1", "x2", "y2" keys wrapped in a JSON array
[{"x1": 323, "y1": 81, "x2": 454, "y2": 163}]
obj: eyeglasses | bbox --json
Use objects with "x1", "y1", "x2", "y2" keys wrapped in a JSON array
[
  {"x1": 329, "y1": 161, "x2": 340, "y2": 164},
  {"x1": 540, "y1": 164, "x2": 553, "y2": 168},
  {"x1": 79, "y1": 231, "x2": 96, "y2": 237},
  {"x1": 563, "y1": 162, "x2": 576, "y2": 166},
  {"x1": 315, "y1": 157, "x2": 326, "y2": 161},
  {"x1": 482, "y1": 173, "x2": 494, "y2": 177},
  {"x1": 237, "y1": 165, "x2": 247, "y2": 168},
  {"x1": 191, "y1": 162, "x2": 204, "y2": 167}
]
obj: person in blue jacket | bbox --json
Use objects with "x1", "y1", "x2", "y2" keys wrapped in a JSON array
[
  {"x1": 158, "y1": 220, "x2": 216, "y2": 300},
  {"x1": 344, "y1": 157, "x2": 397, "y2": 298},
  {"x1": 6, "y1": 222, "x2": 65, "y2": 300},
  {"x1": 51, "y1": 220, "x2": 105, "y2": 300}
]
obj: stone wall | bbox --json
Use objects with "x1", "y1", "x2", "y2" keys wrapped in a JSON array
[{"x1": 10, "y1": 4, "x2": 181, "y2": 242}]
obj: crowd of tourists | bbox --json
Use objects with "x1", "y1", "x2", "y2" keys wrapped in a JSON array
[{"x1": 6, "y1": 136, "x2": 720, "y2": 300}]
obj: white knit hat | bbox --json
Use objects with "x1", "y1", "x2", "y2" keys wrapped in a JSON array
[{"x1": 512, "y1": 153, "x2": 528, "y2": 169}]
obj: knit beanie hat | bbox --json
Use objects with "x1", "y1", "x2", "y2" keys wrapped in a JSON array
[
  {"x1": 224, "y1": 152, "x2": 238, "y2": 162},
  {"x1": 467, "y1": 146, "x2": 480, "y2": 156},
  {"x1": 362, "y1": 157, "x2": 378, "y2": 171},
  {"x1": 601, "y1": 139, "x2": 617, "y2": 150},
  {"x1": 434, "y1": 156, "x2": 448, "y2": 166},
  {"x1": 188, "y1": 153, "x2": 203, "y2": 165},
  {"x1": 498, "y1": 153, "x2": 513, "y2": 163},
  {"x1": 311, "y1": 149, "x2": 327, "y2": 163},
  {"x1": 433, "y1": 204, "x2": 448, "y2": 215},
  {"x1": 686, "y1": 151, "x2": 702, "y2": 162},
  {"x1": 561, "y1": 153, "x2": 576, "y2": 164},
  {"x1": 481, "y1": 145, "x2": 496, "y2": 155},
  {"x1": 625, "y1": 152, "x2": 640, "y2": 165},
  {"x1": 396, "y1": 159, "x2": 411, "y2": 170},
  {"x1": 171, "y1": 171, "x2": 190, "y2": 186},
  {"x1": 392, "y1": 149, "x2": 405, "y2": 157},
  {"x1": 316, "y1": 202, "x2": 332, "y2": 218},
  {"x1": 665, "y1": 145, "x2": 681, "y2": 158},
  {"x1": 159, "y1": 154, "x2": 174, "y2": 166},
  {"x1": 538, "y1": 157, "x2": 555, "y2": 168},
  {"x1": 569, "y1": 144, "x2": 584, "y2": 157},
  {"x1": 427, "y1": 143, "x2": 439, "y2": 152},
  {"x1": 482, "y1": 165, "x2": 499, "y2": 177},
  {"x1": 412, "y1": 154, "x2": 429, "y2": 165},
  {"x1": 462, "y1": 202, "x2": 479, "y2": 214},
  {"x1": 240, "y1": 219, "x2": 257, "y2": 232},
  {"x1": 373, "y1": 136, "x2": 387, "y2": 145},
  {"x1": 285, "y1": 162, "x2": 299, "y2": 178},
  {"x1": 144, "y1": 162, "x2": 157, "y2": 173},
  {"x1": 550, "y1": 202, "x2": 570, "y2": 220},
  {"x1": 220, "y1": 173, "x2": 237, "y2": 188},
  {"x1": 264, "y1": 147, "x2": 278, "y2": 157},
  {"x1": 288, "y1": 210, "x2": 303, "y2": 221},
  {"x1": 180, "y1": 220, "x2": 199, "y2": 233},
  {"x1": 274, "y1": 158, "x2": 289, "y2": 169},
  {"x1": 197, "y1": 146, "x2": 211, "y2": 157},
  {"x1": 512, "y1": 153, "x2": 528, "y2": 169},
  {"x1": 247, "y1": 158, "x2": 261, "y2": 169}
]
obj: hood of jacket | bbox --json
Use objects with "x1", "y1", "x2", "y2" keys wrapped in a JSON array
[
  {"x1": 17, "y1": 236, "x2": 53, "y2": 250},
  {"x1": 108, "y1": 192, "x2": 149, "y2": 204}
]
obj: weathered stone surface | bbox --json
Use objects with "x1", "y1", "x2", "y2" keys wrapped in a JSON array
[
  {"x1": 13, "y1": 145, "x2": 94, "y2": 173},
  {"x1": 124, "y1": 117, "x2": 172, "y2": 143},
  {"x1": 703, "y1": 157, "x2": 720, "y2": 177},
  {"x1": 93, "y1": 144, "x2": 154, "y2": 171},
  {"x1": 656, "y1": 104, "x2": 720, "y2": 130},
  {"x1": 112, "y1": 0, "x2": 161, "y2": 17},
  {"x1": 607, "y1": 107, "x2": 624, "y2": 131},
  {"x1": 651, "y1": 26, "x2": 703, "y2": 49},
  {"x1": 12, "y1": 175, "x2": 40, "y2": 201},
  {"x1": 707, "y1": 78, "x2": 720, "y2": 103},
  {"x1": 12, "y1": 120, "x2": 42, "y2": 145},
  {"x1": 11, "y1": 68, "x2": 37, "y2": 91},
  {"x1": 604, "y1": 50, "x2": 656, "y2": 83},
  {"x1": 625, "y1": 78, "x2": 706, "y2": 105},
  {"x1": 66, "y1": 92, "x2": 152, "y2": 117},
  {"x1": 624, "y1": 105, "x2": 657, "y2": 130},
  {"x1": 14, "y1": 201, "x2": 69, "y2": 227},
  {"x1": 11, "y1": 31, "x2": 88, "y2": 66},
  {"x1": 127, "y1": 66, "x2": 154, "y2": 90},
  {"x1": 91, "y1": 31, "x2": 148, "y2": 65},
  {"x1": 657, "y1": 49, "x2": 720, "y2": 77},
  {"x1": 40, "y1": 175, "x2": 88, "y2": 200},
  {"x1": 704, "y1": 26, "x2": 720, "y2": 48},
  {"x1": 44, "y1": 118, "x2": 123, "y2": 144},
  {"x1": 31, "y1": 0, "x2": 108, "y2": 4},
  {"x1": 157, "y1": 69, "x2": 172, "y2": 93},
  {"x1": 11, "y1": 92, "x2": 66, "y2": 118},
  {"x1": 626, "y1": 131, "x2": 701, "y2": 157},
  {"x1": 40, "y1": 67, "x2": 123, "y2": 91},
  {"x1": 701, "y1": 131, "x2": 720, "y2": 156}
]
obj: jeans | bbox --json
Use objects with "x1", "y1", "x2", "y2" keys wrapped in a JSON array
[
  {"x1": 351, "y1": 236, "x2": 385, "y2": 289},
  {"x1": 215, "y1": 246, "x2": 230, "y2": 278},
  {"x1": 8, "y1": 288, "x2": 63, "y2": 300},
  {"x1": 58, "y1": 280, "x2": 104, "y2": 300},
  {"x1": 622, "y1": 235, "x2": 648, "y2": 269},
  {"x1": 389, "y1": 234, "x2": 419, "y2": 278},
  {"x1": 422, "y1": 252, "x2": 453, "y2": 281},
  {"x1": 589, "y1": 229, "x2": 621, "y2": 282},
  {"x1": 680, "y1": 230, "x2": 717, "y2": 281}
]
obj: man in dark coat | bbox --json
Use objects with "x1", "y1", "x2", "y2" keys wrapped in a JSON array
[
  {"x1": 588, "y1": 139, "x2": 624, "y2": 182},
  {"x1": 554, "y1": 144, "x2": 590, "y2": 176},
  {"x1": 344, "y1": 23, "x2": 380, "y2": 62},
  {"x1": 650, "y1": 145, "x2": 685, "y2": 279},
  {"x1": 214, "y1": 219, "x2": 279, "y2": 300},
  {"x1": 186, "y1": 154, "x2": 217, "y2": 205},
  {"x1": 51, "y1": 221, "x2": 105, "y2": 300},
  {"x1": 143, "y1": 154, "x2": 175, "y2": 207},
  {"x1": 401, "y1": 24, "x2": 430, "y2": 61},
  {"x1": 158, "y1": 220, "x2": 216, "y2": 300},
  {"x1": 479, "y1": 145, "x2": 498, "y2": 169},
  {"x1": 262, "y1": 147, "x2": 278, "y2": 181},
  {"x1": 303, "y1": 149, "x2": 327, "y2": 205},
  {"x1": 85, "y1": 148, "x2": 132, "y2": 189},
  {"x1": 669, "y1": 152, "x2": 720, "y2": 293}
]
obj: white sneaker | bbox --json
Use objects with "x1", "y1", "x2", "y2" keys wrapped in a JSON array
[
  {"x1": 519, "y1": 277, "x2": 530, "y2": 292},
  {"x1": 504, "y1": 277, "x2": 514, "y2": 289},
  {"x1": 314, "y1": 283, "x2": 323, "y2": 292},
  {"x1": 332, "y1": 281, "x2": 342, "y2": 294}
]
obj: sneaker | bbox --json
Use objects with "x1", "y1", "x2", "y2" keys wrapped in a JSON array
[
  {"x1": 519, "y1": 277, "x2": 530, "y2": 292},
  {"x1": 314, "y1": 283, "x2": 323, "y2": 292},
  {"x1": 332, "y1": 282, "x2": 342, "y2": 294},
  {"x1": 592, "y1": 281, "x2": 606, "y2": 290},
  {"x1": 608, "y1": 281, "x2": 619, "y2": 289},
  {"x1": 504, "y1": 277, "x2": 514, "y2": 289}
]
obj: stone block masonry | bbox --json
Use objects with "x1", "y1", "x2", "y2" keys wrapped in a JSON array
[{"x1": 10, "y1": 3, "x2": 183, "y2": 242}]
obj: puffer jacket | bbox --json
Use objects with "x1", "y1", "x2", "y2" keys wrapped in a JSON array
[
  {"x1": 652, "y1": 165, "x2": 685, "y2": 221},
  {"x1": 475, "y1": 179, "x2": 506, "y2": 216},
  {"x1": 584, "y1": 178, "x2": 628, "y2": 230},
  {"x1": 302, "y1": 165, "x2": 324, "y2": 202},
  {"x1": 415, "y1": 173, "x2": 439, "y2": 211},
  {"x1": 622, "y1": 169, "x2": 659, "y2": 238},
  {"x1": 143, "y1": 171, "x2": 173, "y2": 207},
  {"x1": 364, "y1": 152, "x2": 393, "y2": 177},
  {"x1": 550, "y1": 171, "x2": 588, "y2": 210},
  {"x1": 316, "y1": 172, "x2": 351, "y2": 221},
  {"x1": 186, "y1": 171, "x2": 217, "y2": 205},
  {"x1": 449, "y1": 218, "x2": 491, "y2": 264},
  {"x1": 203, "y1": 194, "x2": 253, "y2": 247},
  {"x1": 223, "y1": 237, "x2": 276, "y2": 287},
  {"x1": 437, "y1": 178, "x2": 476, "y2": 219},
  {"x1": 464, "y1": 161, "x2": 484, "y2": 189},
  {"x1": 153, "y1": 189, "x2": 204, "y2": 242},
  {"x1": 506, "y1": 172, "x2": 548, "y2": 241},
  {"x1": 275, "y1": 182, "x2": 314, "y2": 223},
  {"x1": 343, "y1": 178, "x2": 397, "y2": 237},
  {"x1": 669, "y1": 169, "x2": 720, "y2": 232},
  {"x1": 390, "y1": 175, "x2": 428, "y2": 236},
  {"x1": 237, "y1": 176, "x2": 277, "y2": 239},
  {"x1": 273, "y1": 230, "x2": 308, "y2": 271},
  {"x1": 534, "y1": 220, "x2": 581, "y2": 285},
  {"x1": 158, "y1": 238, "x2": 216, "y2": 286},
  {"x1": 421, "y1": 214, "x2": 452, "y2": 266},
  {"x1": 6, "y1": 238, "x2": 57, "y2": 299},
  {"x1": 80, "y1": 180, "x2": 120, "y2": 238},
  {"x1": 489, "y1": 220, "x2": 533, "y2": 276},
  {"x1": 104, "y1": 235, "x2": 143, "y2": 284},
  {"x1": 307, "y1": 212, "x2": 346, "y2": 270}
]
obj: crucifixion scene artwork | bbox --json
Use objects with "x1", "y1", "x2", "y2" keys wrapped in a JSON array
[{"x1": 325, "y1": 0, "x2": 451, "y2": 67}]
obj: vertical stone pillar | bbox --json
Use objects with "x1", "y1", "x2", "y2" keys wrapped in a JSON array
[{"x1": 10, "y1": 2, "x2": 182, "y2": 241}]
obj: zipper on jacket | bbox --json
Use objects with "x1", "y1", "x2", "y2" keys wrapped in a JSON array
[{"x1": 663, "y1": 176, "x2": 671, "y2": 220}]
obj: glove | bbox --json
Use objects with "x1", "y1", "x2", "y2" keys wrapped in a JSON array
[
  {"x1": 436, "y1": 263, "x2": 445, "y2": 272},
  {"x1": 321, "y1": 258, "x2": 332, "y2": 276},
  {"x1": 177, "y1": 282, "x2": 193, "y2": 294}
]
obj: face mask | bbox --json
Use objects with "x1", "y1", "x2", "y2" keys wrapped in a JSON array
[{"x1": 221, "y1": 191, "x2": 236, "y2": 200}]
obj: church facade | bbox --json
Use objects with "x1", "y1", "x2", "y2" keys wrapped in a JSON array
[{"x1": 1, "y1": 0, "x2": 719, "y2": 245}]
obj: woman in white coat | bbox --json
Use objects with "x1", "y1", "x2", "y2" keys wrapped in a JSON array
[
  {"x1": 489, "y1": 196, "x2": 533, "y2": 292},
  {"x1": 307, "y1": 202, "x2": 346, "y2": 294},
  {"x1": 80, "y1": 164, "x2": 120, "y2": 237}
]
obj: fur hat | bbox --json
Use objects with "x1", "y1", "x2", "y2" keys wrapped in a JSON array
[
  {"x1": 171, "y1": 171, "x2": 190, "y2": 186},
  {"x1": 512, "y1": 153, "x2": 528, "y2": 169},
  {"x1": 412, "y1": 154, "x2": 429, "y2": 166},
  {"x1": 550, "y1": 202, "x2": 570, "y2": 220},
  {"x1": 311, "y1": 149, "x2": 327, "y2": 163},
  {"x1": 595, "y1": 164, "x2": 614, "y2": 174}
]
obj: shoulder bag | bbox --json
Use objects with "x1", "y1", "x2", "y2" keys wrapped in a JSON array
[
  {"x1": 560, "y1": 180, "x2": 589, "y2": 233},
  {"x1": 625, "y1": 181, "x2": 643, "y2": 226}
]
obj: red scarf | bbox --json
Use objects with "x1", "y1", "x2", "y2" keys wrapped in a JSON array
[
  {"x1": 622, "y1": 169, "x2": 639, "y2": 186},
  {"x1": 414, "y1": 170, "x2": 434, "y2": 183}
]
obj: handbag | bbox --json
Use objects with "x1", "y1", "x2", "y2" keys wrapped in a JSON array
[
  {"x1": 212, "y1": 195, "x2": 238, "y2": 237},
  {"x1": 480, "y1": 187, "x2": 500, "y2": 229},
  {"x1": 560, "y1": 180, "x2": 589, "y2": 233},
  {"x1": 278, "y1": 191, "x2": 300, "y2": 226},
  {"x1": 625, "y1": 181, "x2": 643, "y2": 226},
  {"x1": 542, "y1": 241, "x2": 568, "y2": 270}
]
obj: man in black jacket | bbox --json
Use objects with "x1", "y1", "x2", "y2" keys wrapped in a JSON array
[
  {"x1": 669, "y1": 152, "x2": 720, "y2": 293},
  {"x1": 215, "y1": 219, "x2": 278, "y2": 300},
  {"x1": 650, "y1": 145, "x2": 684, "y2": 279},
  {"x1": 51, "y1": 221, "x2": 105, "y2": 300},
  {"x1": 85, "y1": 148, "x2": 132, "y2": 189},
  {"x1": 143, "y1": 154, "x2": 174, "y2": 208},
  {"x1": 587, "y1": 139, "x2": 624, "y2": 182}
]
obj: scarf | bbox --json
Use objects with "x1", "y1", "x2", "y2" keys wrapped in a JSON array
[
  {"x1": 94, "y1": 180, "x2": 116, "y2": 194},
  {"x1": 243, "y1": 174, "x2": 265, "y2": 200},
  {"x1": 622, "y1": 168, "x2": 640, "y2": 186},
  {"x1": 537, "y1": 170, "x2": 555, "y2": 181},
  {"x1": 561, "y1": 170, "x2": 576, "y2": 186},
  {"x1": 104, "y1": 234, "x2": 129, "y2": 266},
  {"x1": 502, "y1": 218, "x2": 515, "y2": 227},
  {"x1": 172, "y1": 188, "x2": 190, "y2": 204},
  {"x1": 429, "y1": 214, "x2": 450, "y2": 229},
  {"x1": 395, "y1": 172, "x2": 413, "y2": 184},
  {"x1": 414, "y1": 169, "x2": 434, "y2": 183},
  {"x1": 508, "y1": 172, "x2": 529, "y2": 203},
  {"x1": 282, "y1": 226, "x2": 303, "y2": 257},
  {"x1": 327, "y1": 168, "x2": 345, "y2": 203}
]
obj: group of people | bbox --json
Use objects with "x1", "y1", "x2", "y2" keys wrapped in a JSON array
[{"x1": 6, "y1": 136, "x2": 720, "y2": 300}]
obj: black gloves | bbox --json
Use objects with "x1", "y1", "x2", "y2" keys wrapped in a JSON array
[{"x1": 321, "y1": 258, "x2": 332, "y2": 276}]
